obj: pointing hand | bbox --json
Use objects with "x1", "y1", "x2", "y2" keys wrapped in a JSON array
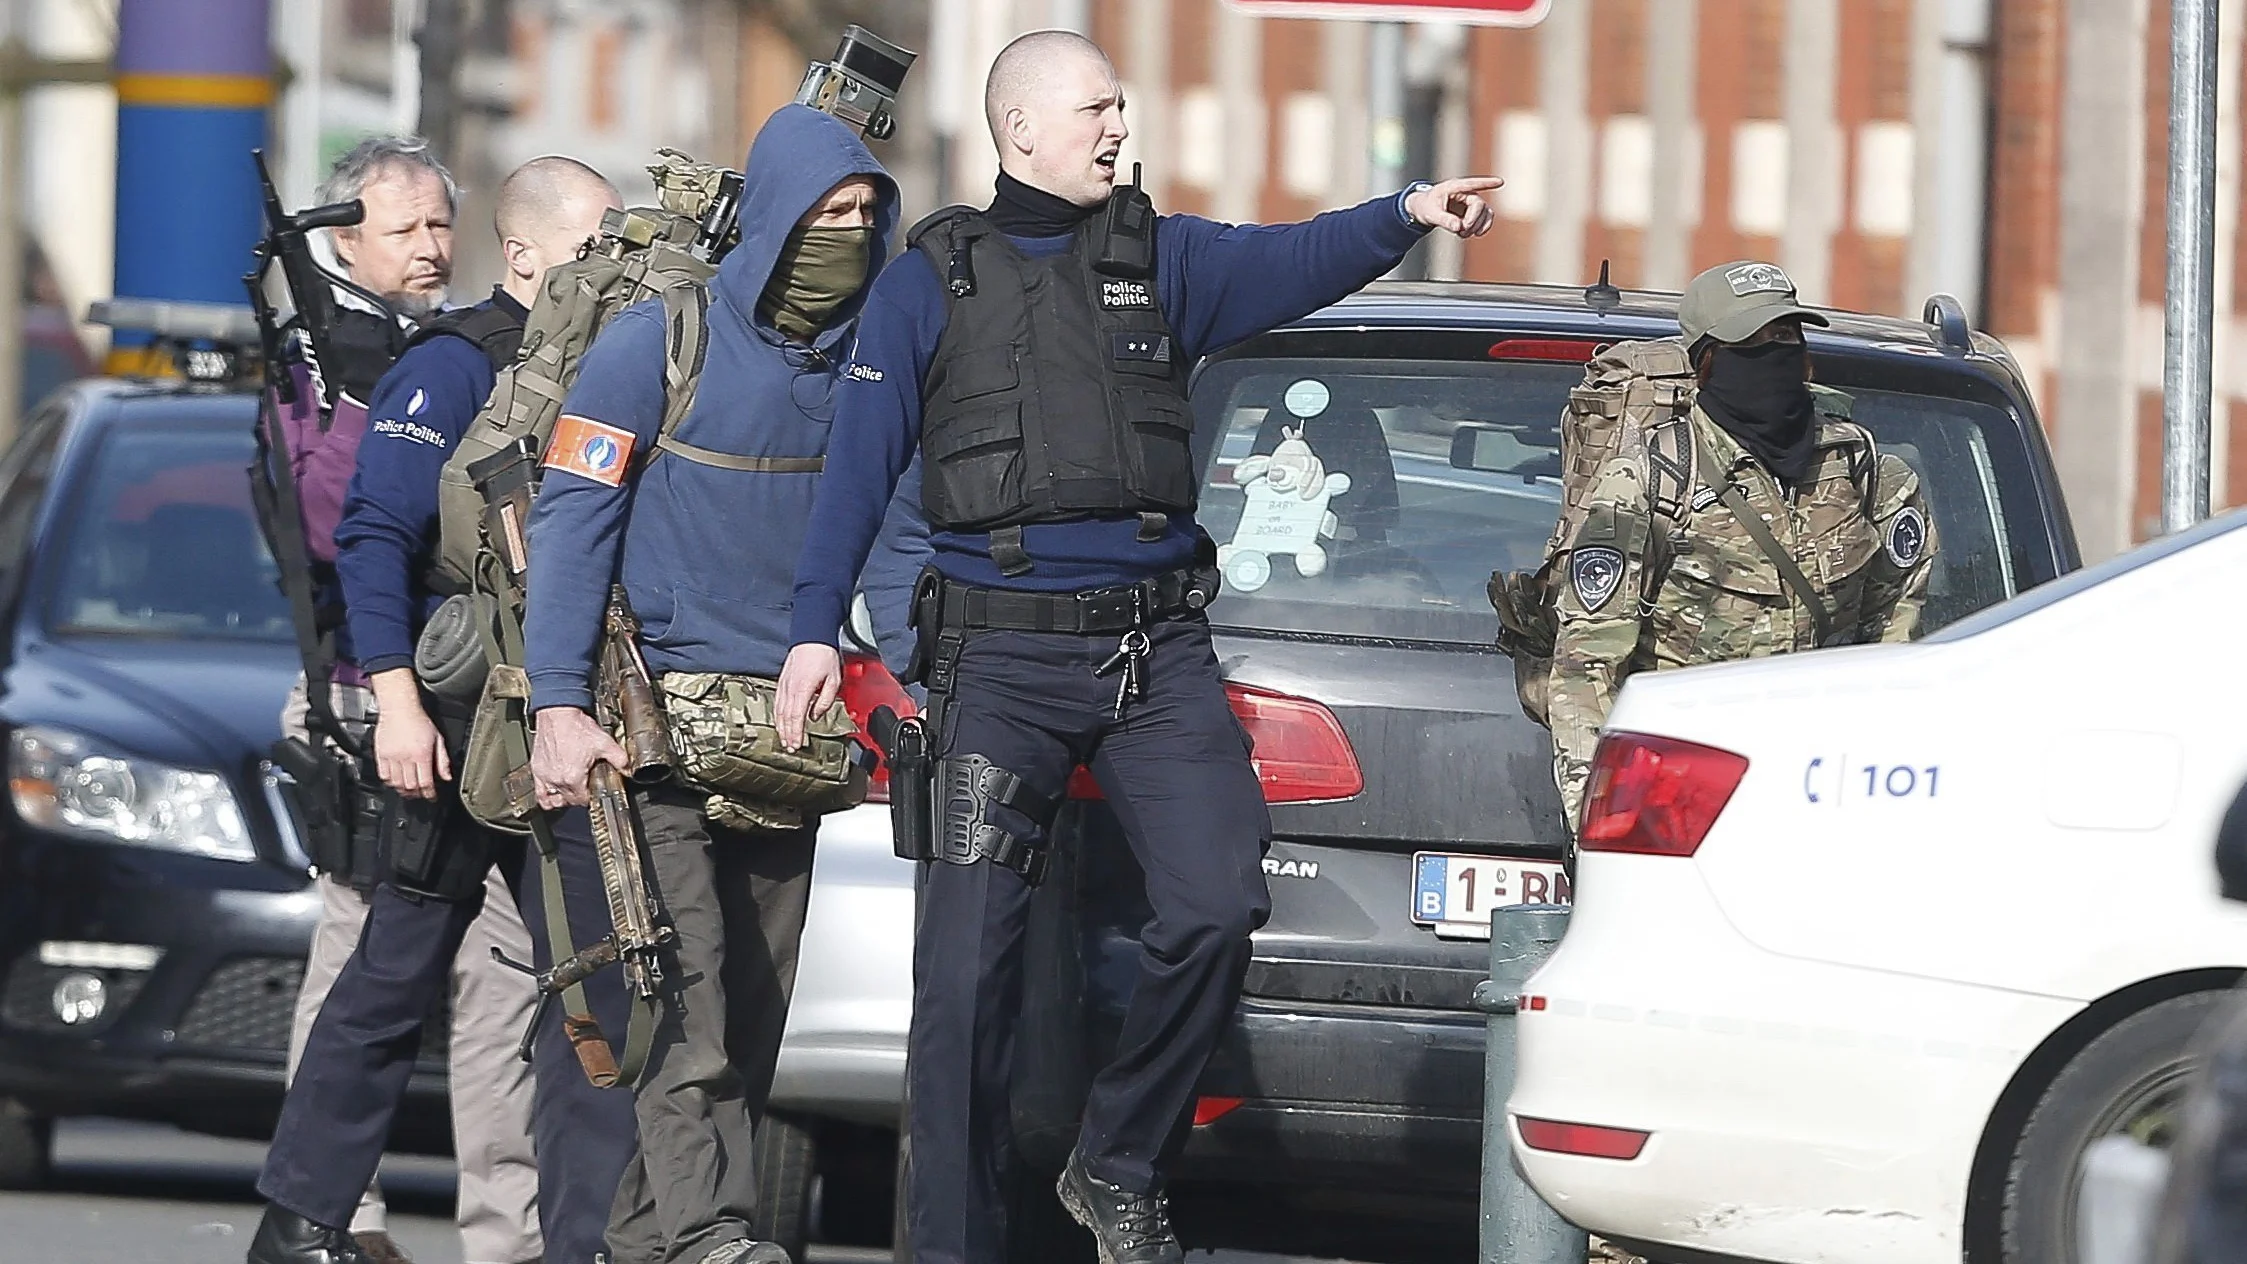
[{"x1": 1405, "y1": 176, "x2": 1503, "y2": 239}]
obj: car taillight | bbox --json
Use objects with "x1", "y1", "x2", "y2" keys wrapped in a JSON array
[
  {"x1": 1192, "y1": 1096, "x2": 1245, "y2": 1126},
  {"x1": 1486, "y1": 337, "x2": 1601, "y2": 362},
  {"x1": 1577, "y1": 731, "x2": 1748, "y2": 857},
  {"x1": 1514, "y1": 1116, "x2": 1651, "y2": 1160},
  {"x1": 838, "y1": 653, "x2": 916, "y2": 804},
  {"x1": 1066, "y1": 682, "x2": 1363, "y2": 804}
]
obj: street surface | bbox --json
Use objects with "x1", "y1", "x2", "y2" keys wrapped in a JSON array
[{"x1": 0, "y1": 1120, "x2": 1367, "y2": 1264}]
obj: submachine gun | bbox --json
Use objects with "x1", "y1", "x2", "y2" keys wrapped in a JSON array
[{"x1": 241, "y1": 150, "x2": 400, "y2": 885}]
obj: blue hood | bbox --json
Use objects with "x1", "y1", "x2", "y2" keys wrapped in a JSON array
[
  {"x1": 713, "y1": 103, "x2": 901, "y2": 354},
  {"x1": 522, "y1": 104, "x2": 919, "y2": 697}
]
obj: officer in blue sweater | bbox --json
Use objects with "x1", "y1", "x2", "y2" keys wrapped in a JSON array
[
  {"x1": 773, "y1": 30, "x2": 1498, "y2": 1264},
  {"x1": 519, "y1": 106, "x2": 925, "y2": 1264},
  {"x1": 252, "y1": 158, "x2": 636, "y2": 1264}
]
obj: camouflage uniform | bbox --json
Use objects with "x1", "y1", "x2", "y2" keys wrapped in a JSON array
[{"x1": 1547, "y1": 403, "x2": 1937, "y2": 824}]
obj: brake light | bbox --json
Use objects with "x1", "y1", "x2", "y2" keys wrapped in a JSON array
[
  {"x1": 1065, "y1": 683, "x2": 1364, "y2": 804},
  {"x1": 1515, "y1": 1116, "x2": 1650, "y2": 1160},
  {"x1": 1192, "y1": 1096, "x2": 1245, "y2": 1126},
  {"x1": 1577, "y1": 732, "x2": 1747, "y2": 857},
  {"x1": 1486, "y1": 338, "x2": 1601, "y2": 362},
  {"x1": 838, "y1": 654, "x2": 916, "y2": 804}
]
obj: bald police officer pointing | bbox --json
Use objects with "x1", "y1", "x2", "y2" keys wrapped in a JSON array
[{"x1": 774, "y1": 30, "x2": 1499, "y2": 1264}]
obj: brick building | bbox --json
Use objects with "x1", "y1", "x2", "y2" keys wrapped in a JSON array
[{"x1": 489, "y1": 0, "x2": 2233, "y2": 561}]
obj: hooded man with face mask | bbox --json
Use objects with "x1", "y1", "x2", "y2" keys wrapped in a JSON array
[
  {"x1": 516, "y1": 105, "x2": 928, "y2": 1264},
  {"x1": 1544, "y1": 260, "x2": 1941, "y2": 828}
]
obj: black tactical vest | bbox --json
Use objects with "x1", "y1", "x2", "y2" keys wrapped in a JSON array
[
  {"x1": 909, "y1": 205, "x2": 1197, "y2": 565},
  {"x1": 402, "y1": 298, "x2": 526, "y2": 373}
]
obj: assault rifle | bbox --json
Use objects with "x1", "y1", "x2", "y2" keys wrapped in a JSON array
[
  {"x1": 242, "y1": 151, "x2": 393, "y2": 884},
  {"x1": 244, "y1": 150, "x2": 403, "y2": 419},
  {"x1": 496, "y1": 590, "x2": 676, "y2": 1088}
]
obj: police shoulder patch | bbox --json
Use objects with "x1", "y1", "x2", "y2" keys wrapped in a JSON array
[
  {"x1": 1884, "y1": 505, "x2": 1929, "y2": 568},
  {"x1": 543, "y1": 415, "x2": 637, "y2": 488},
  {"x1": 1570, "y1": 546, "x2": 1627, "y2": 613}
]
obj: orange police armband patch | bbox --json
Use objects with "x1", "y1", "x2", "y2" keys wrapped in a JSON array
[{"x1": 543, "y1": 415, "x2": 637, "y2": 487}]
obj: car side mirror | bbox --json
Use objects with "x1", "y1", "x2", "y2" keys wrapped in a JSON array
[{"x1": 1450, "y1": 424, "x2": 1560, "y2": 482}]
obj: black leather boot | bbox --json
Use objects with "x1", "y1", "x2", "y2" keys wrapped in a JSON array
[
  {"x1": 244, "y1": 1204, "x2": 375, "y2": 1264},
  {"x1": 1055, "y1": 1149, "x2": 1183, "y2": 1264}
]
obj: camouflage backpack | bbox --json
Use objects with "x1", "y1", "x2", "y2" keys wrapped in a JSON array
[
  {"x1": 438, "y1": 149, "x2": 742, "y2": 833},
  {"x1": 430, "y1": 148, "x2": 741, "y2": 601},
  {"x1": 1487, "y1": 338, "x2": 1703, "y2": 726}
]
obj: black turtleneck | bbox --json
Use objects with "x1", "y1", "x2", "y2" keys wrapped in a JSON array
[{"x1": 986, "y1": 171, "x2": 1101, "y2": 237}]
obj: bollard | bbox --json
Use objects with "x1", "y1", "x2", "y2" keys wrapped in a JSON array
[{"x1": 1473, "y1": 902, "x2": 1588, "y2": 1264}]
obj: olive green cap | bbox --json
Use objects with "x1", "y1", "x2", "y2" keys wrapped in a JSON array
[{"x1": 1677, "y1": 260, "x2": 1829, "y2": 346}]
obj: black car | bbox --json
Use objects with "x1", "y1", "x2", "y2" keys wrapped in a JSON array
[
  {"x1": 0, "y1": 377, "x2": 448, "y2": 1186},
  {"x1": 1004, "y1": 281, "x2": 2081, "y2": 1257}
]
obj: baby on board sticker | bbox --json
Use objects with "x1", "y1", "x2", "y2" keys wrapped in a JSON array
[{"x1": 1218, "y1": 378, "x2": 1352, "y2": 592}]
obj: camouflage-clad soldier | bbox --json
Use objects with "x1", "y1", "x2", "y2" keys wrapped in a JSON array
[{"x1": 1548, "y1": 261, "x2": 1938, "y2": 824}]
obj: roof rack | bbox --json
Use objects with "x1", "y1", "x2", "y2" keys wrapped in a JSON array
[
  {"x1": 1922, "y1": 294, "x2": 1972, "y2": 354},
  {"x1": 86, "y1": 298, "x2": 263, "y2": 386}
]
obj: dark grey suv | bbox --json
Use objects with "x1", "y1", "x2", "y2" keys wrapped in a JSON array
[{"x1": 999, "y1": 280, "x2": 2081, "y2": 1259}]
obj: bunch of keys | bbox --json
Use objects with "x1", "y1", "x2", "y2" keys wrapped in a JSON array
[{"x1": 1095, "y1": 629, "x2": 1152, "y2": 718}]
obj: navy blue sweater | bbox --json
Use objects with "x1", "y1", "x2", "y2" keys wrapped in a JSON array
[
  {"x1": 524, "y1": 105, "x2": 925, "y2": 713},
  {"x1": 787, "y1": 190, "x2": 1429, "y2": 647},
  {"x1": 333, "y1": 291, "x2": 521, "y2": 673}
]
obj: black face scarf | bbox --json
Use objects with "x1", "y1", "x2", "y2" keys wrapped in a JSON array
[
  {"x1": 986, "y1": 170, "x2": 1100, "y2": 237},
  {"x1": 1696, "y1": 340, "x2": 1819, "y2": 487}
]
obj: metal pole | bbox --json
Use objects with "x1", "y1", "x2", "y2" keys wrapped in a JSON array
[
  {"x1": 1474, "y1": 904, "x2": 1587, "y2": 1264},
  {"x1": 111, "y1": 0, "x2": 272, "y2": 373},
  {"x1": 1369, "y1": 21, "x2": 1406, "y2": 279},
  {"x1": 0, "y1": 25, "x2": 106, "y2": 442},
  {"x1": 2163, "y1": 0, "x2": 2219, "y2": 532},
  {"x1": 1368, "y1": 21, "x2": 1406, "y2": 193},
  {"x1": 415, "y1": 0, "x2": 463, "y2": 162}
]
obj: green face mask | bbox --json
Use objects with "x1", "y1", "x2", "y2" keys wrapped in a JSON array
[{"x1": 760, "y1": 225, "x2": 873, "y2": 341}]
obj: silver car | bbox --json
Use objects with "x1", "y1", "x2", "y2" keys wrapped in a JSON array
[{"x1": 759, "y1": 606, "x2": 917, "y2": 1254}]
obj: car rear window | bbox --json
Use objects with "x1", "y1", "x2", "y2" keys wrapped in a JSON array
[
  {"x1": 1191, "y1": 354, "x2": 2030, "y2": 646},
  {"x1": 47, "y1": 424, "x2": 292, "y2": 642}
]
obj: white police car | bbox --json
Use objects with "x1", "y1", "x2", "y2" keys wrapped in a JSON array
[{"x1": 1508, "y1": 510, "x2": 2247, "y2": 1264}]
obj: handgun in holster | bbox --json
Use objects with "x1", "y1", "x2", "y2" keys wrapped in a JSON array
[
  {"x1": 271, "y1": 736, "x2": 386, "y2": 890},
  {"x1": 379, "y1": 786, "x2": 489, "y2": 903},
  {"x1": 868, "y1": 706, "x2": 935, "y2": 863}
]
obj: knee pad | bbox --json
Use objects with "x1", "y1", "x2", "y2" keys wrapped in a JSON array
[{"x1": 935, "y1": 755, "x2": 1059, "y2": 885}]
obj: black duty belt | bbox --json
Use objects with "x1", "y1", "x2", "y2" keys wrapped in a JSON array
[{"x1": 933, "y1": 566, "x2": 1216, "y2": 636}]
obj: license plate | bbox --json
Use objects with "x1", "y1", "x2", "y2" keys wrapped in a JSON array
[{"x1": 1412, "y1": 852, "x2": 1571, "y2": 939}]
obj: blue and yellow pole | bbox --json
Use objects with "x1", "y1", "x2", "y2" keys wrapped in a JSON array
[{"x1": 107, "y1": 0, "x2": 272, "y2": 374}]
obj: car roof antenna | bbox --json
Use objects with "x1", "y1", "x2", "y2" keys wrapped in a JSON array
[{"x1": 1584, "y1": 260, "x2": 1621, "y2": 314}]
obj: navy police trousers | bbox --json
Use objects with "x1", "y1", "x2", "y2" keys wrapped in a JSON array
[
  {"x1": 257, "y1": 815, "x2": 638, "y2": 1264},
  {"x1": 907, "y1": 616, "x2": 1273, "y2": 1264}
]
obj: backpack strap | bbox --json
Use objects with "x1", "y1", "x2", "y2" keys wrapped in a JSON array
[
  {"x1": 1684, "y1": 422, "x2": 1837, "y2": 648},
  {"x1": 1642, "y1": 413, "x2": 1696, "y2": 539},
  {"x1": 639, "y1": 282, "x2": 832, "y2": 474}
]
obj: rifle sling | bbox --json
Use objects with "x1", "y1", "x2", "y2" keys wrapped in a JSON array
[
  {"x1": 651, "y1": 436, "x2": 823, "y2": 473},
  {"x1": 255, "y1": 393, "x2": 360, "y2": 758},
  {"x1": 1688, "y1": 424, "x2": 1835, "y2": 648},
  {"x1": 486, "y1": 589, "x2": 659, "y2": 1089}
]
